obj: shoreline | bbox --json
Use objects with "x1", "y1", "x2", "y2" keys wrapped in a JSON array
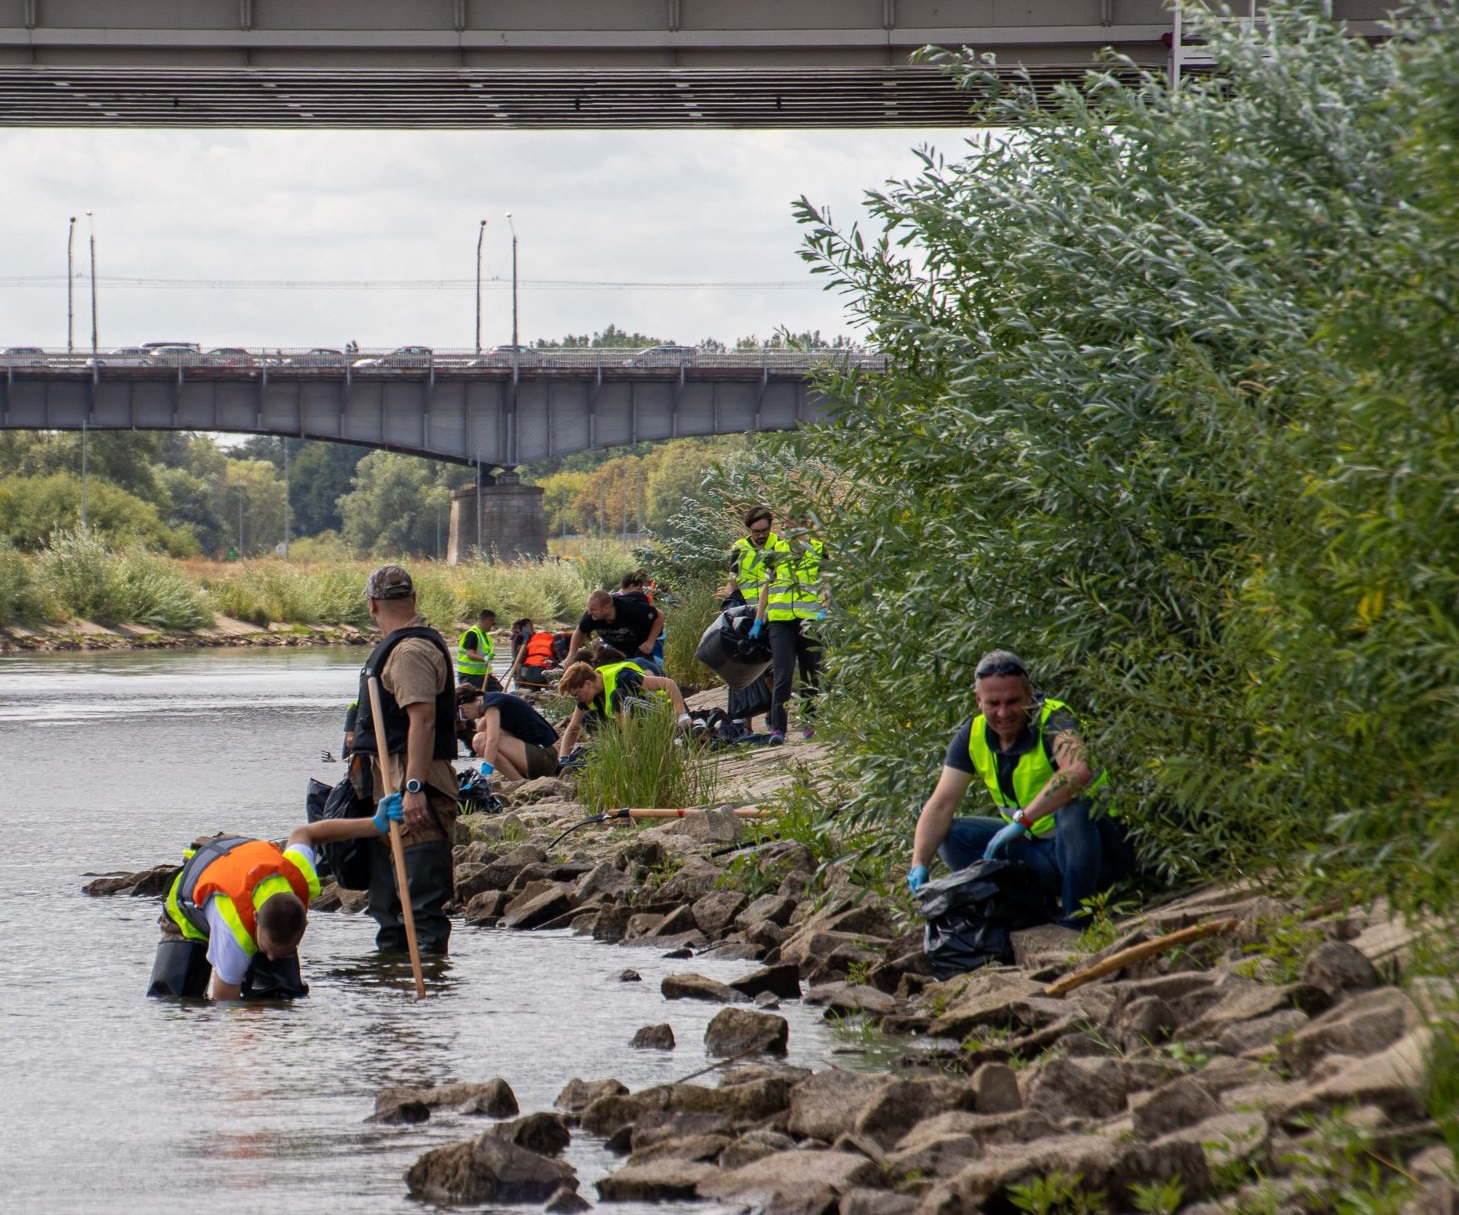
[{"x1": 0, "y1": 615, "x2": 375, "y2": 654}]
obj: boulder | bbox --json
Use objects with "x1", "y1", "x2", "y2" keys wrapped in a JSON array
[
  {"x1": 405, "y1": 1133, "x2": 577, "y2": 1205},
  {"x1": 582, "y1": 1077, "x2": 793, "y2": 1138},
  {"x1": 1181, "y1": 978, "x2": 1331, "y2": 1037},
  {"x1": 720, "y1": 1129, "x2": 798, "y2": 1171},
  {"x1": 575, "y1": 862, "x2": 634, "y2": 903},
  {"x1": 1114, "y1": 995, "x2": 1178, "y2": 1051},
  {"x1": 692, "y1": 889, "x2": 749, "y2": 936},
  {"x1": 813, "y1": 984, "x2": 899, "y2": 1018},
  {"x1": 82, "y1": 864, "x2": 179, "y2": 897},
  {"x1": 453, "y1": 861, "x2": 497, "y2": 904},
  {"x1": 592, "y1": 903, "x2": 638, "y2": 943},
  {"x1": 888, "y1": 1110, "x2": 1056, "y2": 1176},
  {"x1": 1130, "y1": 1076, "x2": 1221, "y2": 1141},
  {"x1": 1023, "y1": 1057, "x2": 1128, "y2": 1122},
  {"x1": 555, "y1": 1077, "x2": 629, "y2": 1118},
  {"x1": 625, "y1": 912, "x2": 666, "y2": 939},
  {"x1": 697, "y1": 1148, "x2": 885, "y2": 1215},
  {"x1": 1301, "y1": 940, "x2": 1381, "y2": 996},
  {"x1": 477, "y1": 843, "x2": 549, "y2": 891},
  {"x1": 730, "y1": 963, "x2": 803, "y2": 1001},
  {"x1": 787, "y1": 1069, "x2": 899, "y2": 1142},
  {"x1": 490, "y1": 1111, "x2": 572, "y2": 1156},
  {"x1": 630, "y1": 1111, "x2": 736, "y2": 1153},
  {"x1": 971, "y1": 1063, "x2": 1022, "y2": 1115},
  {"x1": 633, "y1": 1133, "x2": 733, "y2": 1164},
  {"x1": 928, "y1": 974, "x2": 1051, "y2": 1039},
  {"x1": 631, "y1": 1023, "x2": 677, "y2": 1050},
  {"x1": 736, "y1": 893, "x2": 801, "y2": 929},
  {"x1": 655, "y1": 856, "x2": 726, "y2": 901},
  {"x1": 372, "y1": 1078, "x2": 518, "y2": 1122},
  {"x1": 662, "y1": 972, "x2": 743, "y2": 1003},
  {"x1": 595, "y1": 1158, "x2": 717, "y2": 1202},
  {"x1": 1276, "y1": 987, "x2": 1422, "y2": 1076},
  {"x1": 705, "y1": 1007, "x2": 790, "y2": 1056},
  {"x1": 500, "y1": 883, "x2": 574, "y2": 929},
  {"x1": 461, "y1": 889, "x2": 508, "y2": 925},
  {"x1": 1277, "y1": 1027, "x2": 1433, "y2": 1124},
  {"x1": 1213, "y1": 1008, "x2": 1309, "y2": 1056},
  {"x1": 545, "y1": 1184, "x2": 592, "y2": 1213},
  {"x1": 841, "y1": 1190, "x2": 919, "y2": 1215},
  {"x1": 852, "y1": 1078, "x2": 969, "y2": 1150}
]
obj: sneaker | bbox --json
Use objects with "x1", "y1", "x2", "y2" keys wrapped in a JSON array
[
  {"x1": 768, "y1": 731, "x2": 785, "y2": 746},
  {"x1": 802, "y1": 725, "x2": 816, "y2": 740}
]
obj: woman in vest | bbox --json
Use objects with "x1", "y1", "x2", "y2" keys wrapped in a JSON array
[
  {"x1": 906, "y1": 650, "x2": 1134, "y2": 929},
  {"x1": 751, "y1": 523, "x2": 825, "y2": 743},
  {"x1": 553, "y1": 659, "x2": 693, "y2": 758}
]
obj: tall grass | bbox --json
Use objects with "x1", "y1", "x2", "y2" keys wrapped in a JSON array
[
  {"x1": 661, "y1": 578, "x2": 725, "y2": 688},
  {"x1": 576, "y1": 706, "x2": 719, "y2": 813},
  {"x1": 0, "y1": 537, "x2": 54, "y2": 625},
  {"x1": 32, "y1": 531, "x2": 212, "y2": 628}
]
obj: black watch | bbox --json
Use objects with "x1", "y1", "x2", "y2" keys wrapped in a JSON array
[{"x1": 403, "y1": 778, "x2": 424, "y2": 796}]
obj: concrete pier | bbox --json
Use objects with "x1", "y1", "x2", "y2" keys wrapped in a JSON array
[{"x1": 449, "y1": 474, "x2": 547, "y2": 564}]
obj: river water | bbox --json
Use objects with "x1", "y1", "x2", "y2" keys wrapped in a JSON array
[{"x1": 0, "y1": 648, "x2": 850, "y2": 1214}]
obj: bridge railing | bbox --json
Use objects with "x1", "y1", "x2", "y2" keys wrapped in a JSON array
[{"x1": 1, "y1": 345, "x2": 886, "y2": 374}]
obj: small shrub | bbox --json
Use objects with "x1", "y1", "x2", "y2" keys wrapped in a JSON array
[
  {"x1": 660, "y1": 576, "x2": 725, "y2": 687},
  {"x1": 0, "y1": 539, "x2": 54, "y2": 625},
  {"x1": 576, "y1": 704, "x2": 718, "y2": 813},
  {"x1": 1007, "y1": 1170, "x2": 1105, "y2": 1215}
]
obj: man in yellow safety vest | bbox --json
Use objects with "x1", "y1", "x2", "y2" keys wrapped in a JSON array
[{"x1": 457, "y1": 608, "x2": 498, "y2": 690}]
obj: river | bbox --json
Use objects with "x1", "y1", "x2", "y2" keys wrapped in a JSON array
[{"x1": 0, "y1": 648, "x2": 849, "y2": 1213}]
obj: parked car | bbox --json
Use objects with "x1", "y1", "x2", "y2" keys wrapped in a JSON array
[
  {"x1": 623, "y1": 344, "x2": 697, "y2": 366},
  {"x1": 146, "y1": 343, "x2": 203, "y2": 363},
  {"x1": 1, "y1": 346, "x2": 46, "y2": 365},
  {"x1": 353, "y1": 345, "x2": 433, "y2": 368},
  {"x1": 285, "y1": 347, "x2": 346, "y2": 367},
  {"x1": 85, "y1": 346, "x2": 149, "y2": 367},
  {"x1": 204, "y1": 347, "x2": 252, "y2": 366},
  {"x1": 141, "y1": 341, "x2": 201, "y2": 353}
]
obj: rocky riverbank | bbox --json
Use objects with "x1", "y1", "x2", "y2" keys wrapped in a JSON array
[
  {"x1": 87, "y1": 707, "x2": 1459, "y2": 1214},
  {"x1": 0, "y1": 614, "x2": 374, "y2": 652}
]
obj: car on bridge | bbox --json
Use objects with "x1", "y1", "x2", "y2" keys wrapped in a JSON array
[
  {"x1": 284, "y1": 347, "x2": 347, "y2": 367},
  {"x1": 144, "y1": 342, "x2": 203, "y2": 364},
  {"x1": 353, "y1": 345, "x2": 434, "y2": 368},
  {"x1": 204, "y1": 347, "x2": 252, "y2": 367},
  {"x1": 624, "y1": 344, "x2": 697, "y2": 366},
  {"x1": 1, "y1": 346, "x2": 46, "y2": 365},
  {"x1": 85, "y1": 346, "x2": 150, "y2": 367}
]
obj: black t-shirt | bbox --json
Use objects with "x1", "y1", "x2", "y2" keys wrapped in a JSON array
[
  {"x1": 576, "y1": 595, "x2": 660, "y2": 653},
  {"x1": 481, "y1": 692, "x2": 559, "y2": 748},
  {"x1": 944, "y1": 698, "x2": 1078, "y2": 799}
]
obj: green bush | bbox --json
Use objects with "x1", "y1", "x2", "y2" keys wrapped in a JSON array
[
  {"x1": 576, "y1": 705, "x2": 718, "y2": 813},
  {"x1": 0, "y1": 539, "x2": 54, "y2": 626},
  {"x1": 32, "y1": 531, "x2": 211, "y2": 628}
]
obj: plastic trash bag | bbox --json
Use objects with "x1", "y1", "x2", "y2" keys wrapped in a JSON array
[{"x1": 915, "y1": 859, "x2": 1053, "y2": 980}]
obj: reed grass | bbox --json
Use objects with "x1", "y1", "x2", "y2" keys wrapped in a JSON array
[
  {"x1": 576, "y1": 704, "x2": 719, "y2": 813},
  {"x1": 660, "y1": 578, "x2": 725, "y2": 688},
  {"x1": 32, "y1": 531, "x2": 212, "y2": 628}
]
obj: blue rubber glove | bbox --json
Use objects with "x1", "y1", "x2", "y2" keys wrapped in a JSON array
[
  {"x1": 479, "y1": 762, "x2": 494, "y2": 777},
  {"x1": 373, "y1": 791, "x2": 404, "y2": 835},
  {"x1": 983, "y1": 819, "x2": 1028, "y2": 860},
  {"x1": 748, "y1": 617, "x2": 764, "y2": 640},
  {"x1": 907, "y1": 864, "x2": 928, "y2": 894}
]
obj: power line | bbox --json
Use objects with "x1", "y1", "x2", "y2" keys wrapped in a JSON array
[{"x1": 0, "y1": 274, "x2": 821, "y2": 292}]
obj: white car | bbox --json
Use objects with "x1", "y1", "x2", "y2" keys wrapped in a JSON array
[
  {"x1": 623, "y1": 344, "x2": 696, "y2": 366},
  {"x1": 1, "y1": 346, "x2": 46, "y2": 365}
]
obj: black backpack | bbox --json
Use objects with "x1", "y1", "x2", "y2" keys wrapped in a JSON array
[
  {"x1": 915, "y1": 859, "x2": 1054, "y2": 980},
  {"x1": 304, "y1": 775, "x2": 375, "y2": 890}
]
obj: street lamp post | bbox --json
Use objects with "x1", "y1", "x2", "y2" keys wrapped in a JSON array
[
  {"x1": 505, "y1": 211, "x2": 519, "y2": 354},
  {"x1": 474, "y1": 219, "x2": 487, "y2": 354},
  {"x1": 86, "y1": 212, "x2": 97, "y2": 356},
  {"x1": 67, "y1": 216, "x2": 76, "y2": 353}
]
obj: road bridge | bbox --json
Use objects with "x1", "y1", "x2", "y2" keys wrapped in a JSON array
[
  {"x1": 0, "y1": 346, "x2": 870, "y2": 559},
  {"x1": 0, "y1": 1, "x2": 1395, "y2": 129}
]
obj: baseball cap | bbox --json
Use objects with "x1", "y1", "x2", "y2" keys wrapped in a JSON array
[{"x1": 364, "y1": 564, "x2": 414, "y2": 600}]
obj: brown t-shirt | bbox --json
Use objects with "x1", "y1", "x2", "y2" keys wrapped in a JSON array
[{"x1": 371, "y1": 614, "x2": 458, "y2": 846}]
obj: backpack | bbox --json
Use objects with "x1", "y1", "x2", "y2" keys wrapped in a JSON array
[
  {"x1": 304, "y1": 774, "x2": 375, "y2": 890},
  {"x1": 915, "y1": 859, "x2": 1053, "y2": 980}
]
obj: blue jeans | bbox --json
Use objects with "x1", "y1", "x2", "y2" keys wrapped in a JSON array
[{"x1": 940, "y1": 800, "x2": 1134, "y2": 928}]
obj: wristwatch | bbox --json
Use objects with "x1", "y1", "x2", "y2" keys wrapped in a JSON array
[
  {"x1": 1011, "y1": 808, "x2": 1030, "y2": 831},
  {"x1": 403, "y1": 778, "x2": 424, "y2": 796}
]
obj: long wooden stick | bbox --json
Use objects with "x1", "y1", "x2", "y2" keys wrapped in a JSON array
[
  {"x1": 1042, "y1": 917, "x2": 1240, "y2": 998},
  {"x1": 502, "y1": 643, "x2": 526, "y2": 693},
  {"x1": 367, "y1": 676, "x2": 427, "y2": 1000},
  {"x1": 611, "y1": 807, "x2": 771, "y2": 820}
]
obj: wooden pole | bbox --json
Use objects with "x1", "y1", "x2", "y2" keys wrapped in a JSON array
[
  {"x1": 1042, "y1": 917, "x2": 1239, "y2": 998},
  {"x1": 367, "y1": 676, "x2": 427, "y2": 999}
]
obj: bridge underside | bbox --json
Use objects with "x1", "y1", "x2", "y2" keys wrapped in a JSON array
[
  {"x1": 0, "y1": 0, "x2": 1395, "y2": 128},
  {"x1": 0, "y1": 366, "x2": 824, "y2": 469}
]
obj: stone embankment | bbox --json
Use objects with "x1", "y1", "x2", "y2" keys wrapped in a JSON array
[
  {"x1": 89, "y1": 729, "x2": 1459, "y2": 1213},
  {"x1": 0, "y1": 614, "x2": 372, "y2": 652}
]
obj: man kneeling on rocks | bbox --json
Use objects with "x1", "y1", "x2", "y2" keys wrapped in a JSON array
[
  {"x1": 907, "y1": 649, "x2": 1134, "y2": 929},
  {"x1": 148, "y1": 799, "x2": 403, "y2": 1000}
]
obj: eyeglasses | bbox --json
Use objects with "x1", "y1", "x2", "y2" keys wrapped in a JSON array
[
  {"x1": 974, "y1": 658, "x2": 1027, "y2": 680},
  {"x1": 749, "y1": 525, "x2": 771, "y2": 536}
]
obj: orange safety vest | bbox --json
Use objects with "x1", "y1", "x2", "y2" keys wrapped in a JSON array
[
  {"x1": 524, "y1": 631, "x2": 556, "y2": 666},
  {"x1": 167, "y1": 837, "x2": 320, "y2": 956}
]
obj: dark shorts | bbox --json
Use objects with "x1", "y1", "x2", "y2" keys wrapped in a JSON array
[
  {"x1": 517, "y1": 664, "x2": 554, "y2": 688},
  {"x1": 524, "y1": 742, "x2": 558, "y2": 779}
]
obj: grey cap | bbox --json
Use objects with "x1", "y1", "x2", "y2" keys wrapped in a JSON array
[{"x1": 365, "y1": 564, "x2": 414, "y2": 600}]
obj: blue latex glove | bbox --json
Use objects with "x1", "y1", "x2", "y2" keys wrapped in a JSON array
[
  {"x1": 906, "y1": 864, "x2": 929, "y2": 895},
  {"x1": 748, "y1": 617, "x2": 764, "y2": 640},
  {"x1": 479, "y1": 762, "x2": 494, "y2": 777},
  {"x1": 815, "y1": 609, "x2": 827, "y2": 620},
  {"x1": 373, "y1": 791, "x2": 404, "y2": 835},
  {"x1": 983, "y1": 819, "x2": 1028, "y2": 860}
]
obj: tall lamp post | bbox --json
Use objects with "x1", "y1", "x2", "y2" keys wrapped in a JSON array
[
  {"x1": 505, "y1": 211, "x2": 518, "y2": 353},
  {"x1": 66, "y1": 216, "x2": 76, "y2": 353},
  {"x1": 474, "y1": 218, "x2": 487, "y2": 354},
  {"x1": 86, "y1": 211, "x2": 98, "y2": 357}
]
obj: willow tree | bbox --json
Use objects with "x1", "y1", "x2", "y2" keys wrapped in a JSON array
[{"x1": 784, "y1": 1, "x2": 1459, "y2": 911}]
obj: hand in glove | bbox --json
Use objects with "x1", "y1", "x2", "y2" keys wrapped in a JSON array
[
  {"x1": 983, "y1": 819, "x2": 1028, "y2": 860},
  {"x1": 748, "y1": 617, "x2": 764, "y2": 640},
  {"x1": 906, "y1": 864, "x2": 929, "y2": 894},
  {"x1": 373, "y1": 791, "x2": 404, "y2": 836}
]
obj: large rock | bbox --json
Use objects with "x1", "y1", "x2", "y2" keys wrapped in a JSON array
[
  {"x1": 928, "y1": 973, "x2": 1052, "y2": 1039},
  {"x1": 477, "y1": 843, "x2": 549, "y2": 891},
  {"x1": 1130, "y1": 1076, "x2": 1221, "y2": 1141},
  {"x1": 1276, "y1": 987, "x2": 1422, "y2": 1076},
  {"x1": 500, "y1": 882, "x2": 574, "y2": 929},
  {"x1": 595, "y1": 1158, "x2": 716, "y2": 1201},
  {"x1": 730, "y1": 963, "x2": 803, "y2": 1001},
  {"x1": 692, "y1": 889, "x2": 749, "y2": 936},
  {"x1": 630, "y1": 1111, "x2": 736, "y2": 1153},
  {"x1": 582, "y1": 1077, "x2": 794, "y2": 1138},
  {"x1": 1113, "y1": 995, "x2": 1178, "y2": 1051},
  {"x1": 461, "y1": 889, "x2": 508, "y2": 925},
  {"x1": 372, "y1": 1078, "x2": 519, "y2": 1122},
  {"x1": 491, "y1": 1111, "x2": 572, "y2": 1156},
  {"x1": 655, "y1": 856, "x2": 726, "y2": 902},
  {"x1": 787, "y1": 1069, "x2": 898, "y2": 1142},
  {"x1": 721, "y1": 1129, "x2": 799, "y2": 1171},
  {"x1": 1277, "y1": 1028, "x2": 1433, "y2": 1124},
  {"x1": 705, "y1": 1007, "x2": 790, "y2": 1056},
  {"x1": 737, "y1": 893, "x2": 801, "y2": 930},
  {"x1": 631, "y1": 1023, "x2": 677, "y2": 1050},
  {"x1": 1023, "y1": 1057, "x2": 1128, "y2": 1122},
  {"x1": 1213, "y1": 1008, "x2": 1309, "y2": 1056},
  {"x1": 888, "y1": 1110, "x2": 1056, "y2": 1176},
  {"x1": 575, "y1": 862, "x2": 634, "y2": 903},
  {"x1": 633, "y1": 1133, "x2": 733, "y2": 1165},
  {"x1": 971, "y1": 1063, "x2": 1022, "y2": 1114},
  {"x1": 555, "y1": 1077, "x2": 629, "y2": 1118},
  {"x1": 1181, "y1": 978, "x2": 1331, "y2": 1037},
  {"x1": 662, "y1": 972, "x2": 743, "y2": 1003},
  {"x1": 697, "y1": 1149, "x2": 885, "y2": 1215},
  {"x1": 1301, "y1": 940, "x2": 1381, "y2": 996},
  {"x1": 406, "y1": 1132, "x2": 577, "y2": 1205},
  {"x1": 852, "y1": 1078, "x2": 969, "y2": 1150},
  {"x1": 83, "y1": 864, "x2": 179, "y2": 897}
]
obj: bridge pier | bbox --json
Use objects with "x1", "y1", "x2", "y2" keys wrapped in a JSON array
[{"x1": 448, "y1": 471, "x2": 547, "y2": 565}]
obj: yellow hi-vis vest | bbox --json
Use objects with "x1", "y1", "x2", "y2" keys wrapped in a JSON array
[
  {"x1": 731, "y1": 534, "x2": 780, "y2": 599},
  {"x1": 166, "y1": 836, "x2": 321, "y2": 956},
  {"x1": 765, "y1": 537, "x2": 824, "y2": 622},
  {"x1": 586, "y1": 661, "x2": 665, "y2": 721},
  {"x1": 457, "y1": 625, "x2": 494, "y2": 677},
  {"x1": 967, "y1": 697, "x2": 1110, "y2": 837}
]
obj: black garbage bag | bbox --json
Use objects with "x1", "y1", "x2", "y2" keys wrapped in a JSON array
[
  {"x1": 305, "y1": 774, "x2": 375, "y2": 890},
  {"x1": 915, "y1": 859, "x2": 1053, "y2": 980},
  {"x1": 695, "y1": 604, "x2": 773, "y2": 690}
]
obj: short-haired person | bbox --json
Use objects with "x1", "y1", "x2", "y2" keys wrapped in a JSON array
[
  {"x1": 457, "y1": 608, "x2": 499, "y2": 691},
  {"x1": 467, "y1": 690, "x2": 561, "y2": 779},
  {"x1": 617, "y1": 571, "x2": 665, "y2": 667},
  {"x1": 907, "y1": 650, "x2": 1134, "y2": 929},
  {"x1": 722, "y1": 506, "x2": 779, "y2": 605},
  {"x1": 567, "y1": 589, "x2": 664, "y2": 674},
  {"x1": 554, "y1": 659, "x2": 691, "y2": 757},
  {"x1": 353, "y1": 564, "x2": 459, "y2": 955},
  {"x1": 750, "y1": 520, "x2": 825, "y2": 743},
  {"x1": 151, "y1": 799, "x2": 404, "y2": 1000},
  {"x1": 514, "y1": 624, "x2": 562, "y2": 689}
]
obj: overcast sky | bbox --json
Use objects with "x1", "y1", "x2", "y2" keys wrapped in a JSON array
[{"x1": 0, "y1": 127, "x2": 965, "y2": 354}]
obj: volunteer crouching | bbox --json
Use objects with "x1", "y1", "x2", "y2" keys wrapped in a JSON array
[{"x1": 148, "y1": 798, "x2": 404, "y2": 1000}]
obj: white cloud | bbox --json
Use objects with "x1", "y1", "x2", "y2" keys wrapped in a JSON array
[{"x1": 0, "y1": 126, "x2": 964, "y2": 351}]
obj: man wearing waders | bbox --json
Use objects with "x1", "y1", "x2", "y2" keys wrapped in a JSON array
[
  {"x1": 148, "y1": 803, "x2": 403, "y2": 999},
  {"x1": 353, "y1": 564, "x2": 460, "y2": 954},
  {"x1": 907, "y1": 650, "x2": 1134, "y2": 928}
]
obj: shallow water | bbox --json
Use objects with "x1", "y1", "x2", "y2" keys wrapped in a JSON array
[{"x1": 0, "y1": 648, "x2": 849, "y2": 1213}]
